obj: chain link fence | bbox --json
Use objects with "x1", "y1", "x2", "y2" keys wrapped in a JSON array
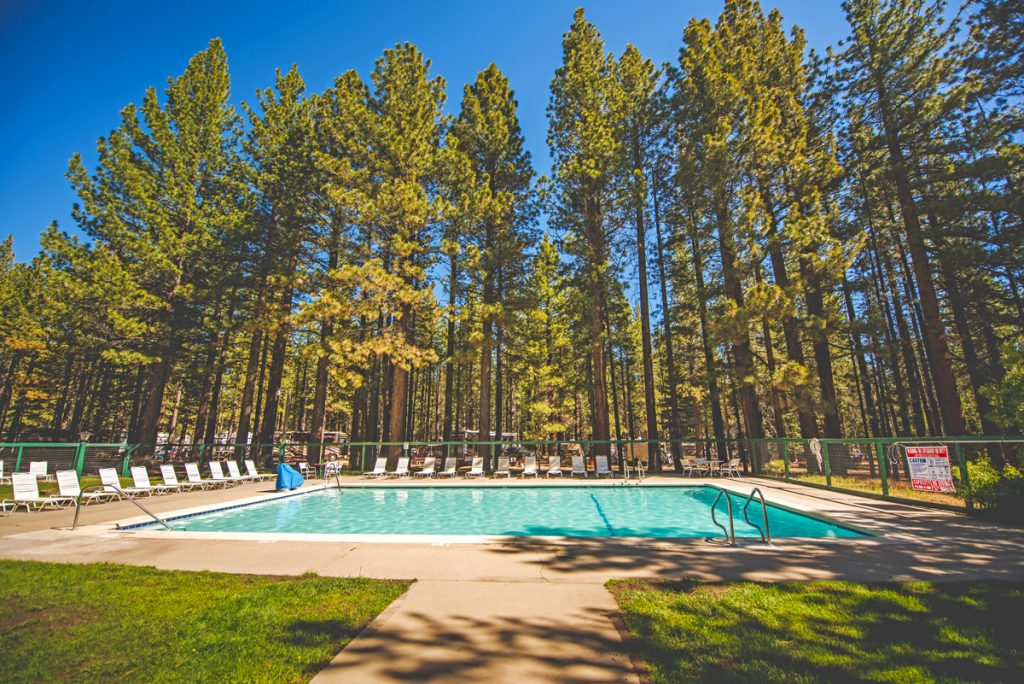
[{"x1": 5, "y1": 436, "x2": 1023, "y2": 514}]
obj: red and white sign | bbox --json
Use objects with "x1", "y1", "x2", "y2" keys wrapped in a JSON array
[{"x1": 905, "y1": 445, "x2": 956, "y2": 493}]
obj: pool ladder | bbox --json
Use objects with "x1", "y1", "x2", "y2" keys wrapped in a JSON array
[
  {"x1": 71, "y1": 484, "x2": 172, "y2": 531},
  {"x1": 707, "y1": 487, "x2": 772, "y2": 546}
]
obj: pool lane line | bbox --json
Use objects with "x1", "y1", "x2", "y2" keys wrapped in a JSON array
[{"x1": 589, "y1": 492, "x2": 616, "y2": 537}]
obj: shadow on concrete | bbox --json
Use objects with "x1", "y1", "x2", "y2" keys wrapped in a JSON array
[{"x1": 314, "y1": 599, "x2": 635, "y2": 682}]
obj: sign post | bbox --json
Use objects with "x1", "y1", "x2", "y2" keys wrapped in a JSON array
[{"x1": 905, "y1": 445, "x2": 956, "y2": 493}]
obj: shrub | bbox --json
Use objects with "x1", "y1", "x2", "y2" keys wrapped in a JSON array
[{"x1": 964, "y1": 459, "x2": 1024, "y2": 523}]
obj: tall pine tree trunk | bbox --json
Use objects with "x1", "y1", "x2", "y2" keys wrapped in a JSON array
[
  {"x1": 653, "y1": 178, "x2": 682, "y2": 469},
  {"x1": 876, "y1": 84, "x2": 967, "y2": 435},
  {"x1": 634, "y1": 174, "x2": 659, "y2": 465},
  {"x1": 715, "y1": 195, "x2": 764, "y2": 441}
]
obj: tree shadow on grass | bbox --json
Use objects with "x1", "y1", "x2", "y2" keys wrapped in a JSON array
[{"x1": 611, "y1": 579, "x2": 1024, "y2": 683}]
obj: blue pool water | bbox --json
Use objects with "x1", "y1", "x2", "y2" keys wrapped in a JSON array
[{"x1": 139, "y1": 486, "x2": 865, "y2": 539}]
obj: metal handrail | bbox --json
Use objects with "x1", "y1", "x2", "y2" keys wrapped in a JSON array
[
  {"x1": 707, "y1": 488, "x2": 735, "y2": 546},
  {"x1": 742, "y1": 487, "x2": 772, "y2": 544},
  {"x1": 71, "y1": 484, "x2": 172, "y2": 531}
]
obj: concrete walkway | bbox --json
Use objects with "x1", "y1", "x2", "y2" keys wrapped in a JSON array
[{"x1": 3, "y1": 476, "x2": 1024, "y2": 682}]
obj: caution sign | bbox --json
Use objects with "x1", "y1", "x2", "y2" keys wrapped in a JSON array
[{"x1": 905, "y1": 445, "x2": 956, "y2": 493}]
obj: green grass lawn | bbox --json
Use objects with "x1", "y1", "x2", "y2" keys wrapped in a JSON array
[
  {"x1": 0, "y1": 560, "x2": 408, "y2": 683},
  {"x1": 609, "y1": 579, "x2": 1024, "y2": 683}
]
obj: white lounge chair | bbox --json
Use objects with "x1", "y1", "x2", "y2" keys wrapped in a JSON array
[
  {"x1": 160, "y1": 464, "x2": 200, "y2": 491},
  {"x1": 99, "y1": 467, "x2": 148, "y2": 497},
  {"x1": 521, "y1": 454, "x2": 539, "y2": 478},
  {"x1": 546, "y1": 455, "x2": 563, "y2": 477},
  {"x1": 595, "y1": 455, "x2": 613, "y2": 478},
  {"x1": 437, "y1": 457, "x2": 458, "y2": 478},
  {"x1": 209, "y1": 461, "x2": 242, "y2": 485},
  {"x1": 413, "y1": 455, "x2": 437, "y2": 477},
  {"x1": 365, "y1": 455, "x2": 389, "y2": 478},
  {"x1": 29, "y1": 461, "x2": 54, "y2": 482},
  {"x1": 465, "y1": 455, "x2": 485, "y2": 478},
  {"x1": 571, "y1": 454, "x2": 587, "y2": 478},
  {"x1": 131, "y1": 466, "x2": 175, "y2": 495},
  {"x1": 494, "y1": 455, "x2": 511, "y2": 478},
  {"x1": 184, "y1": 462, "x2": 219, "y2": 489},
  {"x1": 3, "y1": 473, "x2": 75, "y2": 511},
  {"x1": 226, "y1": 460, "x2": 256, "y2": 482},
  {"x1": 323, "y1": 461, "x2": 342, "y2": 478},
  {"x1": 391, "y1": 456, "x2": 411, "y2": 478},
  {"x1": 245, "y1": 460, "x2": 274, "y2": 481},
  {"x1": 0, "y1": 460, "x2": 10, "y2": 484},
  {"x1": 56, "y1": 469, "x2": 117, "y2": 505}
]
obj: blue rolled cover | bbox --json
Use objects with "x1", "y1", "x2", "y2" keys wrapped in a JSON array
[{"x1": 276, "y1": 463, "x2": 305, "y2": 491}]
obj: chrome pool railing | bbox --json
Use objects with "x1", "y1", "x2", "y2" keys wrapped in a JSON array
[
  {"x1": 743, "y1": 487, "x2": 772, "y2": 544},
  {"x1": 71, "y1": 484, "x2": 171, "y2": 531},
  {"x1": 707, "y1": 488, "x2": 736, "y2": 546}
]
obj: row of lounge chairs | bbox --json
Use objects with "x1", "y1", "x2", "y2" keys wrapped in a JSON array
[
  {"x1": 365, "y1": 454, "x2": 619, "y2": 479},
  {"x1": 1, "y1": 460, "x2": 274, "y2": 513}
]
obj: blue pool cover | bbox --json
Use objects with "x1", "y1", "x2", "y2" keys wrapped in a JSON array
[{"x1": 275, "y1": 463, "x2": 304, "y2": 491}]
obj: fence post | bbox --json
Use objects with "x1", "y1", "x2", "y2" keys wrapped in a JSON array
[
  {"x1": 954, "y1": 442, "x2": 972, "y2": 510},
  {"x1": 822, "y1": 441, "x2": 833, "y2": 488},
  {"x1": 15, "y1": 445, "x2": 24, "y2": 472},
  {"x1": 749, "y1": 439, "x2": 759, "y2": 474},
  {"x1": 198, "y1": 443, "x2": 207, "y2": 466},
  {"x1": 875, "y1": 439, "x2": 889, "y2": 497},
  {"x1": 782, "y1": 441, "x2": 790, "y2": 480},
  {"x1": 360, "y1": 444, "x2": 367, "y2": 472},
  {"x1": 74, "y1": 441, "x2": 87, "y2": 477},
  {"x1": 278, "y1": 443, "x2": 286, "y2": 465}
]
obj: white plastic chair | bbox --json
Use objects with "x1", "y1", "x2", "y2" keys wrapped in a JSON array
[
  {"x1": 184, "y1": 462, "x2": 218, "y2": 489},
  {"x1": 160, "y1": 464, "x2": 197, "y2": 491},
  {"x1": 0, "y1": 460, "x2": 10, "y2": 484},
  {"x1": 29, "y1": 461, "x2": 54, "y2": 482},
  {"x1": 522, "y1": 454, "x2": 539, "y2": 478},
  {"x1": 546, "y1": 455, "x2": 563, "y2": 477},
  {"x1": 99, "y1": 467, "x2": 147, "y2": 497},
  {"x1": 571, "y1": 454, "x2": 587, "y2": 478},
  {"x1": 391, "y1": 456, "x2": 410, "y2": 478},
  {"x1": 494, "y1": 455, "x2": 511, "y2": 478},
  {"x1": 465, "y1": 455, "x2": 485, "y2": 477},
  {"x1": 413, "y1": 455, "x2": 436, "y2": 478},
  {"x1": 723, "y1": 458, "x2": 742, "y2": 477},
  {"x1": 56, "y1": 469, "x2": 116, "y2": 504},
  {"x1": 245, "y1": 460, "x2": 274, "y2": 481},
  {"x1": 437, "y1": 457, "x2": 458, "y2": 478},
  {"x1": 131, "y1": 466, "x2": 174, "y2": 495},
  {"x1": 4, "y1": 472, "x2": 74, "y2": 511},
  {"x1": 226, "y1": 460, "x2": 255, "y2": 481},
  {"x1": 595, "y1": 455, "x2": 613, "y2": 478},
  {"x1": 365, "y1": 455, "x2": 389, "y2": 478},
  {"x1": 209, "y1": 461, "x2": 241, "y2": 485}
]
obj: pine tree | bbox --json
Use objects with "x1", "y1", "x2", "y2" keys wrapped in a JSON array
[
  {"x1": 838, "y1": 0, "x2": 969, "y2": 435},
  {"x1": 66, "y1": 39, "x2": 246, "y2": 449},
  {"x1": 616, "y1": 44, "x2": 664, "y2": 467},
  {"x1": 548, "y1": 9, "x2": 622, "y2": 456},
  {"x1": 451, "y1": 63, "x2": 535, "y2": 469}
]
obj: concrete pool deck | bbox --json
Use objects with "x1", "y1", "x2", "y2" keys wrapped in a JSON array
[{"x1": 3, "y1": 476, "x2": 1024, "y2": 682}]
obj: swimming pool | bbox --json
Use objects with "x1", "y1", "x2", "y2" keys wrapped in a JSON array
[{"x1": 128, "y1": 485, "x2": 866, "y2": 539}]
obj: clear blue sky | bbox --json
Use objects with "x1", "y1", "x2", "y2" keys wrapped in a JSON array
[{"x1": 0, "y1": 0, "x2": 851, "y2": 260}]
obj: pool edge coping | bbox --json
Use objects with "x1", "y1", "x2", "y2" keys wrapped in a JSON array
[{"x1": 112, "y1": 480, "x2": 880, "y2": 542}]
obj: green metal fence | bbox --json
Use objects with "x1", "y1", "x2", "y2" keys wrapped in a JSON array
[{"x1": 3, "y1": 435, "x2": 1021, "y2": 513}]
